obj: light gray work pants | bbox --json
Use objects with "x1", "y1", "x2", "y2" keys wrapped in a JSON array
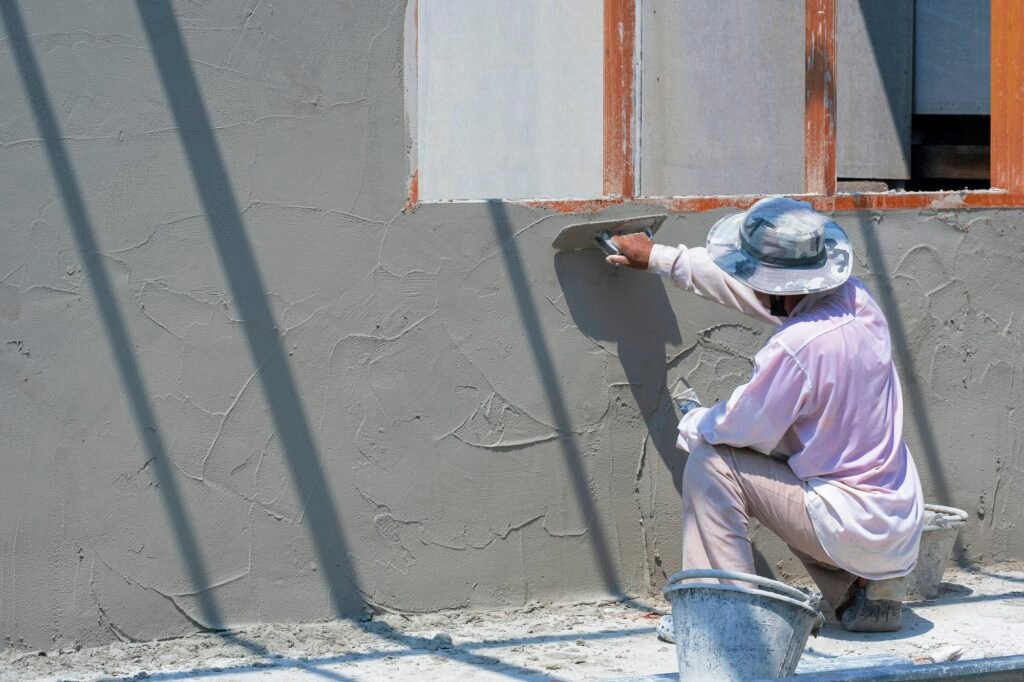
[{"x1": 681, "y1": 440, "x2": 858, "y2": 611}]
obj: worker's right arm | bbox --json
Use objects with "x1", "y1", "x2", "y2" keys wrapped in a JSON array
[{"x1": 647, "y1": 244, "x2": 779, "y2": 326}]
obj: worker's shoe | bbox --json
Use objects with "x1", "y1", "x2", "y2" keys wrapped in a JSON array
[
  {"x1": 656, "y1": 614, "x2": 675, "y2": 643},
  {"x1": 838, "y1": 577, "x2": 907, "y2": 633}
]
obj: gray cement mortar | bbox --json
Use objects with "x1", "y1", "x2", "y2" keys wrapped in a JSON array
[{"x1": 0, "y1": 0, "x2": 1021, "y2": 652}]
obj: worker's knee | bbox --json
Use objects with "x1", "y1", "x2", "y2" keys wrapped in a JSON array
[
  {"x1": 682, "y1": 443, "x2": 732, "y2": 497},
  {"x1": 681, "y1": 446, "x2": 737, "y2": 518}
]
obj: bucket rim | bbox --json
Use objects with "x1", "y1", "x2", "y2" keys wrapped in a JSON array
[
  {"x1": 923, "y1": 503, "x2": 968, "y2": 530},
  {"x1": 663, "y1": 568, "x2": 809, "y2": 602},
  {"x1": 662, "y1": 580, "x2": 824, "y2": 623}
]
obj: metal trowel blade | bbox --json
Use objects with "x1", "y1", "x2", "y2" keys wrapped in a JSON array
[{"x1": 551, "y1": 214, "x2": 667, "y2": 254}]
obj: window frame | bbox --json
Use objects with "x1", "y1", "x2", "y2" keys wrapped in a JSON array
[{"x1": 406, "y1": 0, "x2": 1024, "y2": 213}]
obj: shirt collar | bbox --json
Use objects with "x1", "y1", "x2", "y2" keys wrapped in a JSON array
[{"x1": 790, "y1": 288, "x2": 833, "y2": 317}]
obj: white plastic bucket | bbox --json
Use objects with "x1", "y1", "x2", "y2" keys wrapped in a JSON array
[
  {"x1": 907, "y1": 504, "x2": 968, "y2": 600},
  {"x1": 662, "y1": 569, "x2": 824, "y2": 681}
]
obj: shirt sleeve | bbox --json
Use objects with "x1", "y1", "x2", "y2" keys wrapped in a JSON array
[
  {"x1": 647, "y1": 244, "x2": 780, "y2": 326},
  {"x1": 676, "y1": 341, "x2": 811, "y2": 455}
]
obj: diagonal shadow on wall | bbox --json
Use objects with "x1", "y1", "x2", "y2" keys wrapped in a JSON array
[
  {"x1": 1, "y1": 4, "x2": 357, "y2": 679},
  {"x1": 131, "y1": 0, "x2": 363, "y2": 617},
  {"x1": 554, "y1": 248, "x2": 686, "y2": 585},
  {"x1": 853, "y1": 1, "x2": 956, "y2": 510},
  {"x1": 6, "y1": 0, "x2": 755, "y2": 675},
  {"x1": 0, "y1": 0, "x2": 231, "y2": 635},
  {"x1": 65, "y1": 5, "x2": 597, "y2": 679},
  {"x1": 555, "y1": 249, "x2": 683, "y2": 491},
  {"x1": 851, "y1": 0, "x2": 914, "y2": 183},
  {"x1": 132, "y1": 5, "x2": 568, "y2": 680},
  {"x1": 487, "y1": 200, "x2": 628, "y2": 597},
  {"x1": 853, "y1": 213, "x2": 952, "y2": 506}
]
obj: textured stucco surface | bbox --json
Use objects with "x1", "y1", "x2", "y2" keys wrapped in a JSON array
[{"x1": 0, "y1": 0, "x2": 1022, "y2": 652}]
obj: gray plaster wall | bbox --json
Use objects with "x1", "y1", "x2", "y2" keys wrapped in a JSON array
[{"x1": 0, "y1": 0, "x2": 1021, "y2": 652}]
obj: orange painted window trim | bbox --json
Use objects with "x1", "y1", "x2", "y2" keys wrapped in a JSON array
[
  {"x1": 603, "y1": 0, "x2": 636, "y2": 199},
  {"x1": 409, "y1": 0, "x2": 1024, "y2": 214},
  {"x1": 804, "y1": 0, "x2": 837, "y2": 196},
  {"x1": 406, "y1": 0, "x2": 418, "y2": 210},
  {"x1": 526, "y1": 190, "x2": 1024, "y2": 215},
  {"x1": 992, "y1": 0, "x2": 1024, "y2": 194}
]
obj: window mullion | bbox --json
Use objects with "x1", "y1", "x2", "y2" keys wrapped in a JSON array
[
  {"x1": 992, "y1": 0, "x2": 1024, "y2": 193},
  {"x1": 603, "y1": 0, "x2": 636, "y2": 199},
  {"x1": 804, "y1": 0, "x2": 837, "y2": 196}
]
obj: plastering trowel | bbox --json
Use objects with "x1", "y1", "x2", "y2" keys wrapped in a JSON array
[{"x1": 551, "y1": 214, "x2": 667, "y2": 255}]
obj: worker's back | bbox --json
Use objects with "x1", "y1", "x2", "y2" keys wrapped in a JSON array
[{"x1": 772, "y1": 277, "x2": 924, "y2": 578}]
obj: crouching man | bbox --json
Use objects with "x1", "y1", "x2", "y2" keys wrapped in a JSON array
[{"x1": 610, "y1": 196, "x2": 924, "y2": 634}]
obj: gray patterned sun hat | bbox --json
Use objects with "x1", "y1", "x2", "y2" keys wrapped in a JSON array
[{"x1": 706, "y1": 196, "x2": 852, "y2": 294}]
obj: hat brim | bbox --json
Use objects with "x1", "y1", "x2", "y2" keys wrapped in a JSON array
[{"x1": 705, "y1": 212, "x2": 853, "y2": 295}]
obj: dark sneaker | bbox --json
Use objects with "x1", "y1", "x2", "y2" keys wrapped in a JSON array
[{"x1": 839, "y1": 582, "x2": 903, "y2": 632}]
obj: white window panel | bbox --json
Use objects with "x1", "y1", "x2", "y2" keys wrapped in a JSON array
[
  {"x1": 417, "y1": 0, "x2": 604, "y2": 201},
  {"x1": 640, "y1": 0, "x2": 805, "y2": 197}
]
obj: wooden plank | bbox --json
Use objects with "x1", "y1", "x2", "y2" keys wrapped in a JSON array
[
  {"x1": 603, "y1": 0, "x2": 636, "y2": 199},
  {"x1": 805, "y1": 0, "x2": 837, "y2": 195},
  {"x1": 992, "y1": 0, "x2": 1024, "y2": 193}
]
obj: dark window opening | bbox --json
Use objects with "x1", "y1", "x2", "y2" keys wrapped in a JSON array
[
  {"x1": 907, "y1": 114, "x2": 989, "y2": 192},
  {"x1": 839, "y1": 115, "x2": 990, "y2": 193}
]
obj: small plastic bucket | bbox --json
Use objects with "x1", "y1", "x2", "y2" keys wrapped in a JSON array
[
  {"x1": 662, "y1": 569, "x2": 824, "y2": 682},
  {"x1": 906, "y1": 504, "x2": 968, "y2": 600}
]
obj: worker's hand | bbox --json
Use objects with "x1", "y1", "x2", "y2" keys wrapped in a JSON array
[
  {"x1": 671, "y1": 382, "x2": 703, "y2": 416},
  {"x1": 606, "y1": 232, "x2": 654, "y2": 270}
]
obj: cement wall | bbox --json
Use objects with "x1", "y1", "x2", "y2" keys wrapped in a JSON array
[{"x1": 0, "y1": 0, "x2": 1022, "y2": 651}]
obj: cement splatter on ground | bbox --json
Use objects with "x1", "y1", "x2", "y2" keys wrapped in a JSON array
[{"x1": 3, "y1": 565, "x2": 1023, "y2": 681}]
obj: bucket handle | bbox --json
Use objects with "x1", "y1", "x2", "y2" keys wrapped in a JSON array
[
  {"x1": 663, "y1": 569, "x2": 810, "y2": 603},
  {"x1": 924, "y1": 503, "x2": 968, "y2": 530}
]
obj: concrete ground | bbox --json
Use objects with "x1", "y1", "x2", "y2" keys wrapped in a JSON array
[{"x1": 3, "y1": 564, "x2": 1023, "y2": 681}]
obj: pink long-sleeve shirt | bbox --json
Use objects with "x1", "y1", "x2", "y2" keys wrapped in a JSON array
[{"x1": 650, "y1": 243, "x2": 924, "y2": 580}]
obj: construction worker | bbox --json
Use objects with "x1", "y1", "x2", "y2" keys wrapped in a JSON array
[{"x1": 609, "y1": 196, "x2": 924, "y2": 635}]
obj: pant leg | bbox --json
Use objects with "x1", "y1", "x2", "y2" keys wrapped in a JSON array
[
  {"x1": 680, "y1": 440, "x2": 758, "y2": 576},
  {"x1": 681, "y1": 440, "x2": 857, "y2": 610},
  {"x1": 790, "y1": 547, "x2": 859, "y2": 612}
]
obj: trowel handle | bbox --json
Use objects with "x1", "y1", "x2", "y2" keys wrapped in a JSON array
[
  {"x1": 597, "y1": 232, "x2": 621, "y2": 256},
  {"x1": 596, "y1": 227, "x2": 654, "y2": 257}
]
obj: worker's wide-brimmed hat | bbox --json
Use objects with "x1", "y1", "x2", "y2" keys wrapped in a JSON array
[{"x1": 706, "y1": 196, "x2": 852, "y2": 294}]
